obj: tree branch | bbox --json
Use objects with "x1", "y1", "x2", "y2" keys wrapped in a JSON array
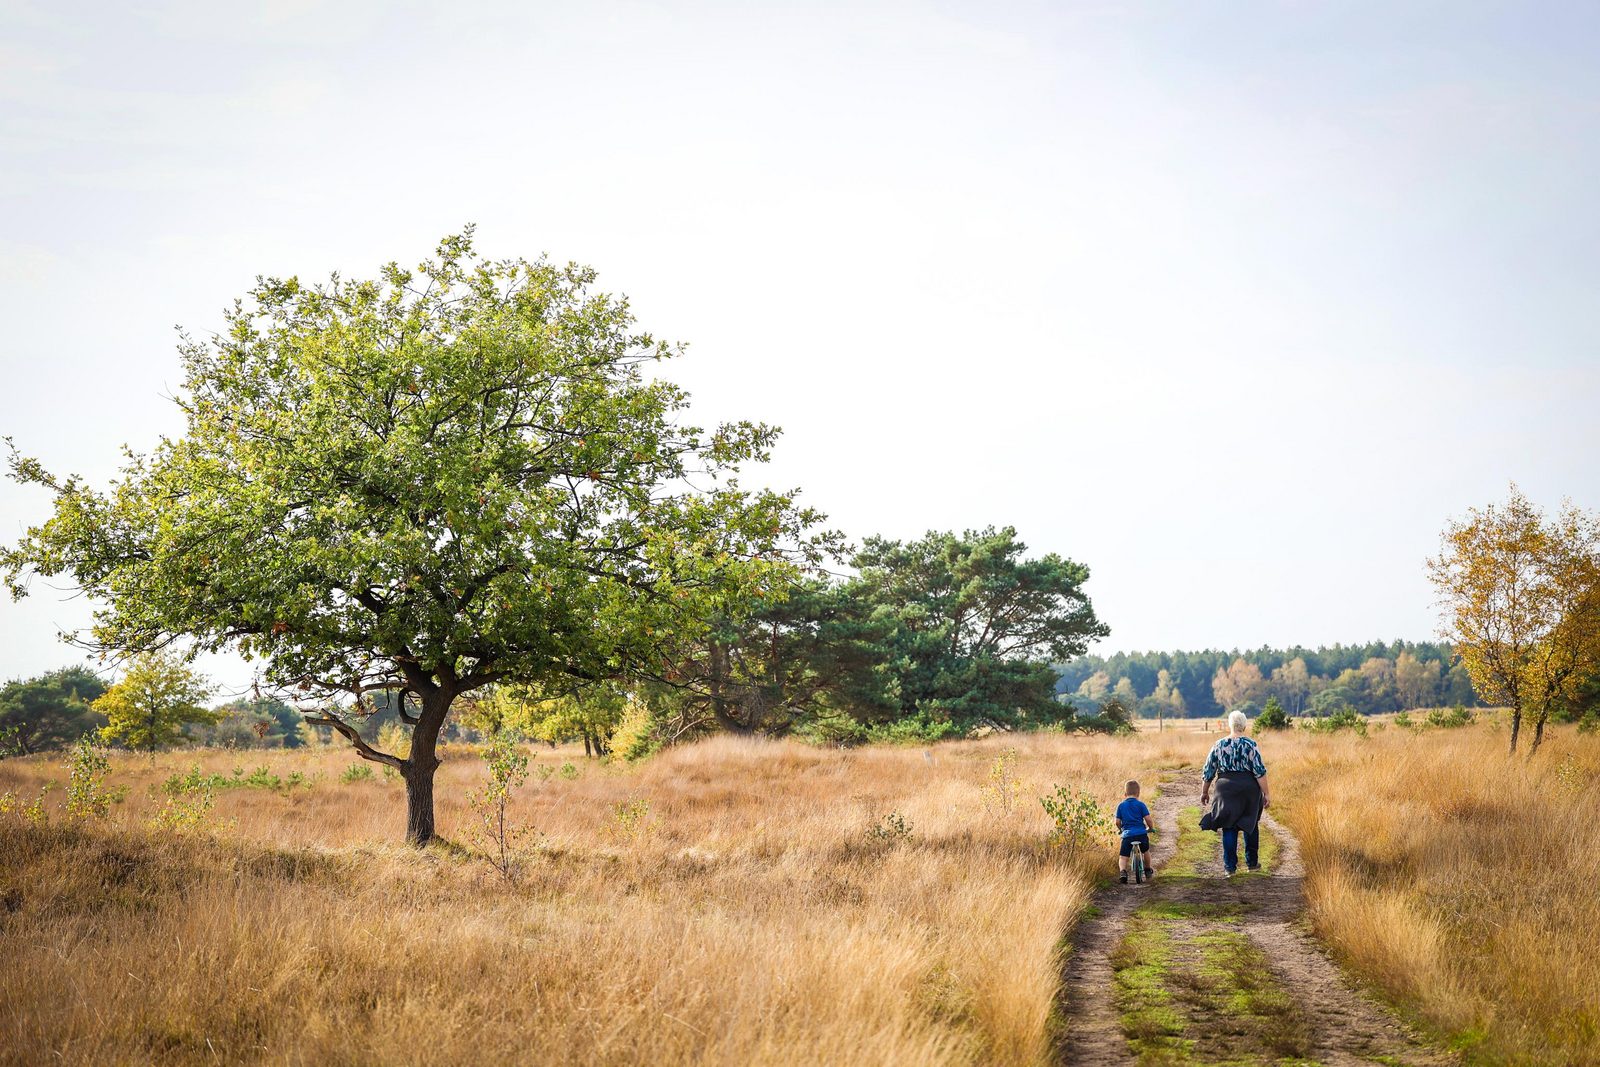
[{"x1": 303, "y1": 708, "x2": 405, "y2": 769}]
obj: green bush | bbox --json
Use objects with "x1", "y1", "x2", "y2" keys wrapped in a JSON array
[
  {"x1": 163, "y1": 765, "x2": 308, "y2": 794},
  {"x1": 1302, "y1": 707, "x2": 1367, "y2": 736},
  {"x1": 64, "y1": 737, "x2": 114, "y2": 819},
  {"x1": 1426, "y1": 704, "x2": 1475, "y2": 729},
  {"x1": 339, "y1": 763, "x2": 374, "y2": 784},
  {"x1": 1039, "y1": 784, "x2": 1114, "y2": 856},
  {"x1": 1254, "y1": 698, "x2": 1291, "y2": 732}
]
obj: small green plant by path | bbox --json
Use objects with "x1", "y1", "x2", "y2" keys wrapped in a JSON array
[{"x1": 1040, "y1": 784, "x2": 1114, "y2": 858}]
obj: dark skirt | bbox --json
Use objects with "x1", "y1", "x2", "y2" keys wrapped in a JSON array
[{"x1": 1201, "y1": 771, "x2": 1262, "y2": 834}]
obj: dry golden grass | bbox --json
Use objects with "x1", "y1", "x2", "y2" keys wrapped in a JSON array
[
  {"x1": 0, "y1": 731, "x2": 1201, "y2": 1067},
  {"x1": 1270, "y1": 720, "x2": 1600, "y2": 1066}
]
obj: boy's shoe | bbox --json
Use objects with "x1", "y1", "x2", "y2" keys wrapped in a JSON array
[
  {"x1": 1119, "y1": 874, "x2": 1128, "y2": 884},
  {"x1": 1246, "y1": 864, "x2": 1261, "y2": 872}
]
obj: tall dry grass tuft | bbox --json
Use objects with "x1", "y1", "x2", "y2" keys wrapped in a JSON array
[
  {"x1": 1272, "y1": 722, "x2": 1600, "y2": 1065},
  {"x1": 0, "y1": 731, "x2": 1199, "y2": 1066}
]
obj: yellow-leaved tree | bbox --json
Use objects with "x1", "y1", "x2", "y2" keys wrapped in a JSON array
[
  {"x1": 1427, "y1": 486, "x2": 1600, "y2": 753},
  {"x1": 95, "y1": 651, "x2": 217, "y2": 753}
]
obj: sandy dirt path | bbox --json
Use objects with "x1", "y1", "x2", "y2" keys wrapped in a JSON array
[{"x1": 1058, "y1": 768, "x2": 1455, "y2": 1066}]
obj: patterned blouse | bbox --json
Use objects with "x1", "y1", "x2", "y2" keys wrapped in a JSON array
[{"x1": 1202, "y1": 735, "x2": 1268, "y2": 781}]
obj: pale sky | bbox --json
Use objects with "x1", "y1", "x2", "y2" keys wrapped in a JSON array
[{"x1": 2, "y1": 1, "x2": 1598, "y2": 693}]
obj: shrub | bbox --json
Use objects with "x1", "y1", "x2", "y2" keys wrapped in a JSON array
[
  {"x1": 467, "y1": 734, "x2": 539, "y2": 881},
  {"x1": 1075, "y1": 697, "x2": 1136, "y2": 736},
  {"x1": 1255, "y1": 698, "x2": 1291, "y2": 732},
  {"x1": 981, "y1": 748, "x2": 1026, "y2": 819},
  {"x1": 1303, "y1": 707, "x2": 1367, "y2": 736},
  {"x1": 151, "y1": 777, "x2": 218, "y2": 834},
  {"x1": 865, "y1": 810, "x2": 913, "y2": 846},
  {"x1": 1425, "y1": 704, "x2": 1475, "y2": 729},
  {"x1": 1039, "y1": 784, "x2": 1114, "y2": 856},
  {"x1": 608, "y1": 797, "x2": 657, "y2": 844},
  {"x1": 340, "y1": 763, "x2": 375, "y2": 784},
  {"x1": 22, "y1": 784, "x2": 52, "y2": 826},
  {"x1": 1393, "y1": 710, "x2": 1416, "y2": 730},
  {"x1": 608, "y1": 700, "x2": 664, "y2": 762},
  {"x1": 1577, "y1": 711, "x2": 1599, "y2": 735},
  {"x1": 163, "y1": 765, "x2": 308, "y2": 794},
  {"x1": 64, "y1": 737, "x2": 113, "y2": 819}
]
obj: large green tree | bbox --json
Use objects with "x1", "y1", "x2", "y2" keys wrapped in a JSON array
[
  {"x1": 850, "y1": 526, "x2": 1109, "y2": 730},
  {"x1": 0, "y1": 666, "x2": 108, "y2": 755},
  {"x1": 3, "y1": 231, "x2": 826, "y2": 842}
]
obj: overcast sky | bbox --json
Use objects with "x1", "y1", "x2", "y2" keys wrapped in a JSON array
[{"x1": 2, "y1": 1, "x2": 1598, "y2": 693}]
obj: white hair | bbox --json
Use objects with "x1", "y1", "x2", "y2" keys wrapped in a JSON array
[{"x1": 1228, "y1": 710, "x2": 1249, "y2": 735}]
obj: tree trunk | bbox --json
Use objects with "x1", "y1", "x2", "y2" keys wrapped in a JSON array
[
  {"x1": 1530, "y1": 713, "x2": 1546, "y2": 755},
  {"x1": 403, "y1": 762, "x2": 436, "y2": 844},
  {"x1": 402, "y1": 690, "x2": 451, "y2": 846},
  {"x1": 1508, "y1": 708, "x2": 1521, "y2": 754}
]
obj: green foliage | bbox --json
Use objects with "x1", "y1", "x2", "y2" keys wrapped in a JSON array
[
  {"x1": 22, "y1": 783, "x2": 52, "y2": 826},
  {"x1": 849, "y1": 527, "x2": 1108, "y2": 734},
  {"x1": 151, "y1": 776, "x2": 218, "y2": 834},
  {"x1": 1301, "y1": 706, "x2": 1368, "y2": 735},
  {"x1": 864, "y1": 711, "x2": 960, "y2": 744},
  {"x1": 1057, "y1": 640, "x2": 1477, "y2": 720},
  {"x1": 1425, "y1": 704, "x2": 1476, "y2": 729},
  {"x1": 94, "y1": 652, "x2": 217, "y2": 753},
  {"x1": 865, "y1": 809, "x2": 913, "y2": 846},
  {"x1": 467, "y1": 734, "x2": 539, "y2": 881},
  {"x1": 608, "y1": 797, "x2": 656, "y2": 844},
  {"x1": 1254, "y1": 697, "x2": 1291, "y2": 732},
  {"x1": 340, "y1": 763, "x2": 374, "y2": 783},
  {"x1": 0, "y1": 666, "x2": 108, "y2": 754},
  {"x1": 63, "y1": 736, "x2": 113, "y2": 819},
  {"x1": 162, "y1": 764, "x2": 309, "y2": 794},
  {"x1": 1073, "y1": 696, "x2": 1137, "y2": 735},
  {"x1": 607, "y1": 698, "x2": 665, "y2": 762},
  {"x1": 193, "y1": 696, "x2": 302, "y2": 748},
  {"x1": 1577, "y1": 710, "x2": 1600, "y2": 735},
  {"x1": 980, "y1": 748, "x2": 1025, "y2": 818},
  {"x1": 1039, "y1": 784, "x2": 1114, "y2": 856},
  {"x1": 3, "y1": 231, "x2": 831, "y2": 842}
]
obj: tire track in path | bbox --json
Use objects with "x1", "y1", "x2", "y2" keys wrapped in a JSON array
[{"x1": 1058, "y1": 768, "x2": 1454, "y2": 1066}]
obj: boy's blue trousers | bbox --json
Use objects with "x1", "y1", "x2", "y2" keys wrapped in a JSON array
[{"x1": 1222, "y1": 827, "x2": 1259, "y2": 872}]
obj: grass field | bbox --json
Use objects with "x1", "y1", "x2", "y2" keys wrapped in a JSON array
[{"x1": 2, "y1": 721, "x2": 1597, "y2": 1065}]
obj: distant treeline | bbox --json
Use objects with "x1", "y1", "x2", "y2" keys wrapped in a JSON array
[{"x1": 1055, "y1": 641, "x2": 1482, "y2": 719}]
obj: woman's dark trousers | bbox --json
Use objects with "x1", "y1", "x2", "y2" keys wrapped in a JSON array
[{"x1": 1222, "y1": 827, "x2": 1259, "y2": 873}]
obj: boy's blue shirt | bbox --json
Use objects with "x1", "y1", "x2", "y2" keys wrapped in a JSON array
[{"x1": 1115, "y1": 797, "x2": 1150, "y2": 837}]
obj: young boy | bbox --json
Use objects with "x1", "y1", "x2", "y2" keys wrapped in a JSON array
[{"x1": 1115, "y1": 780, "x2": 1155, "y2": 884}]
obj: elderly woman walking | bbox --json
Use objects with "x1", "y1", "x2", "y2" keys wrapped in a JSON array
[{"x1": 1199, "y1": 709, "x2": 1273, "y2": 875}]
